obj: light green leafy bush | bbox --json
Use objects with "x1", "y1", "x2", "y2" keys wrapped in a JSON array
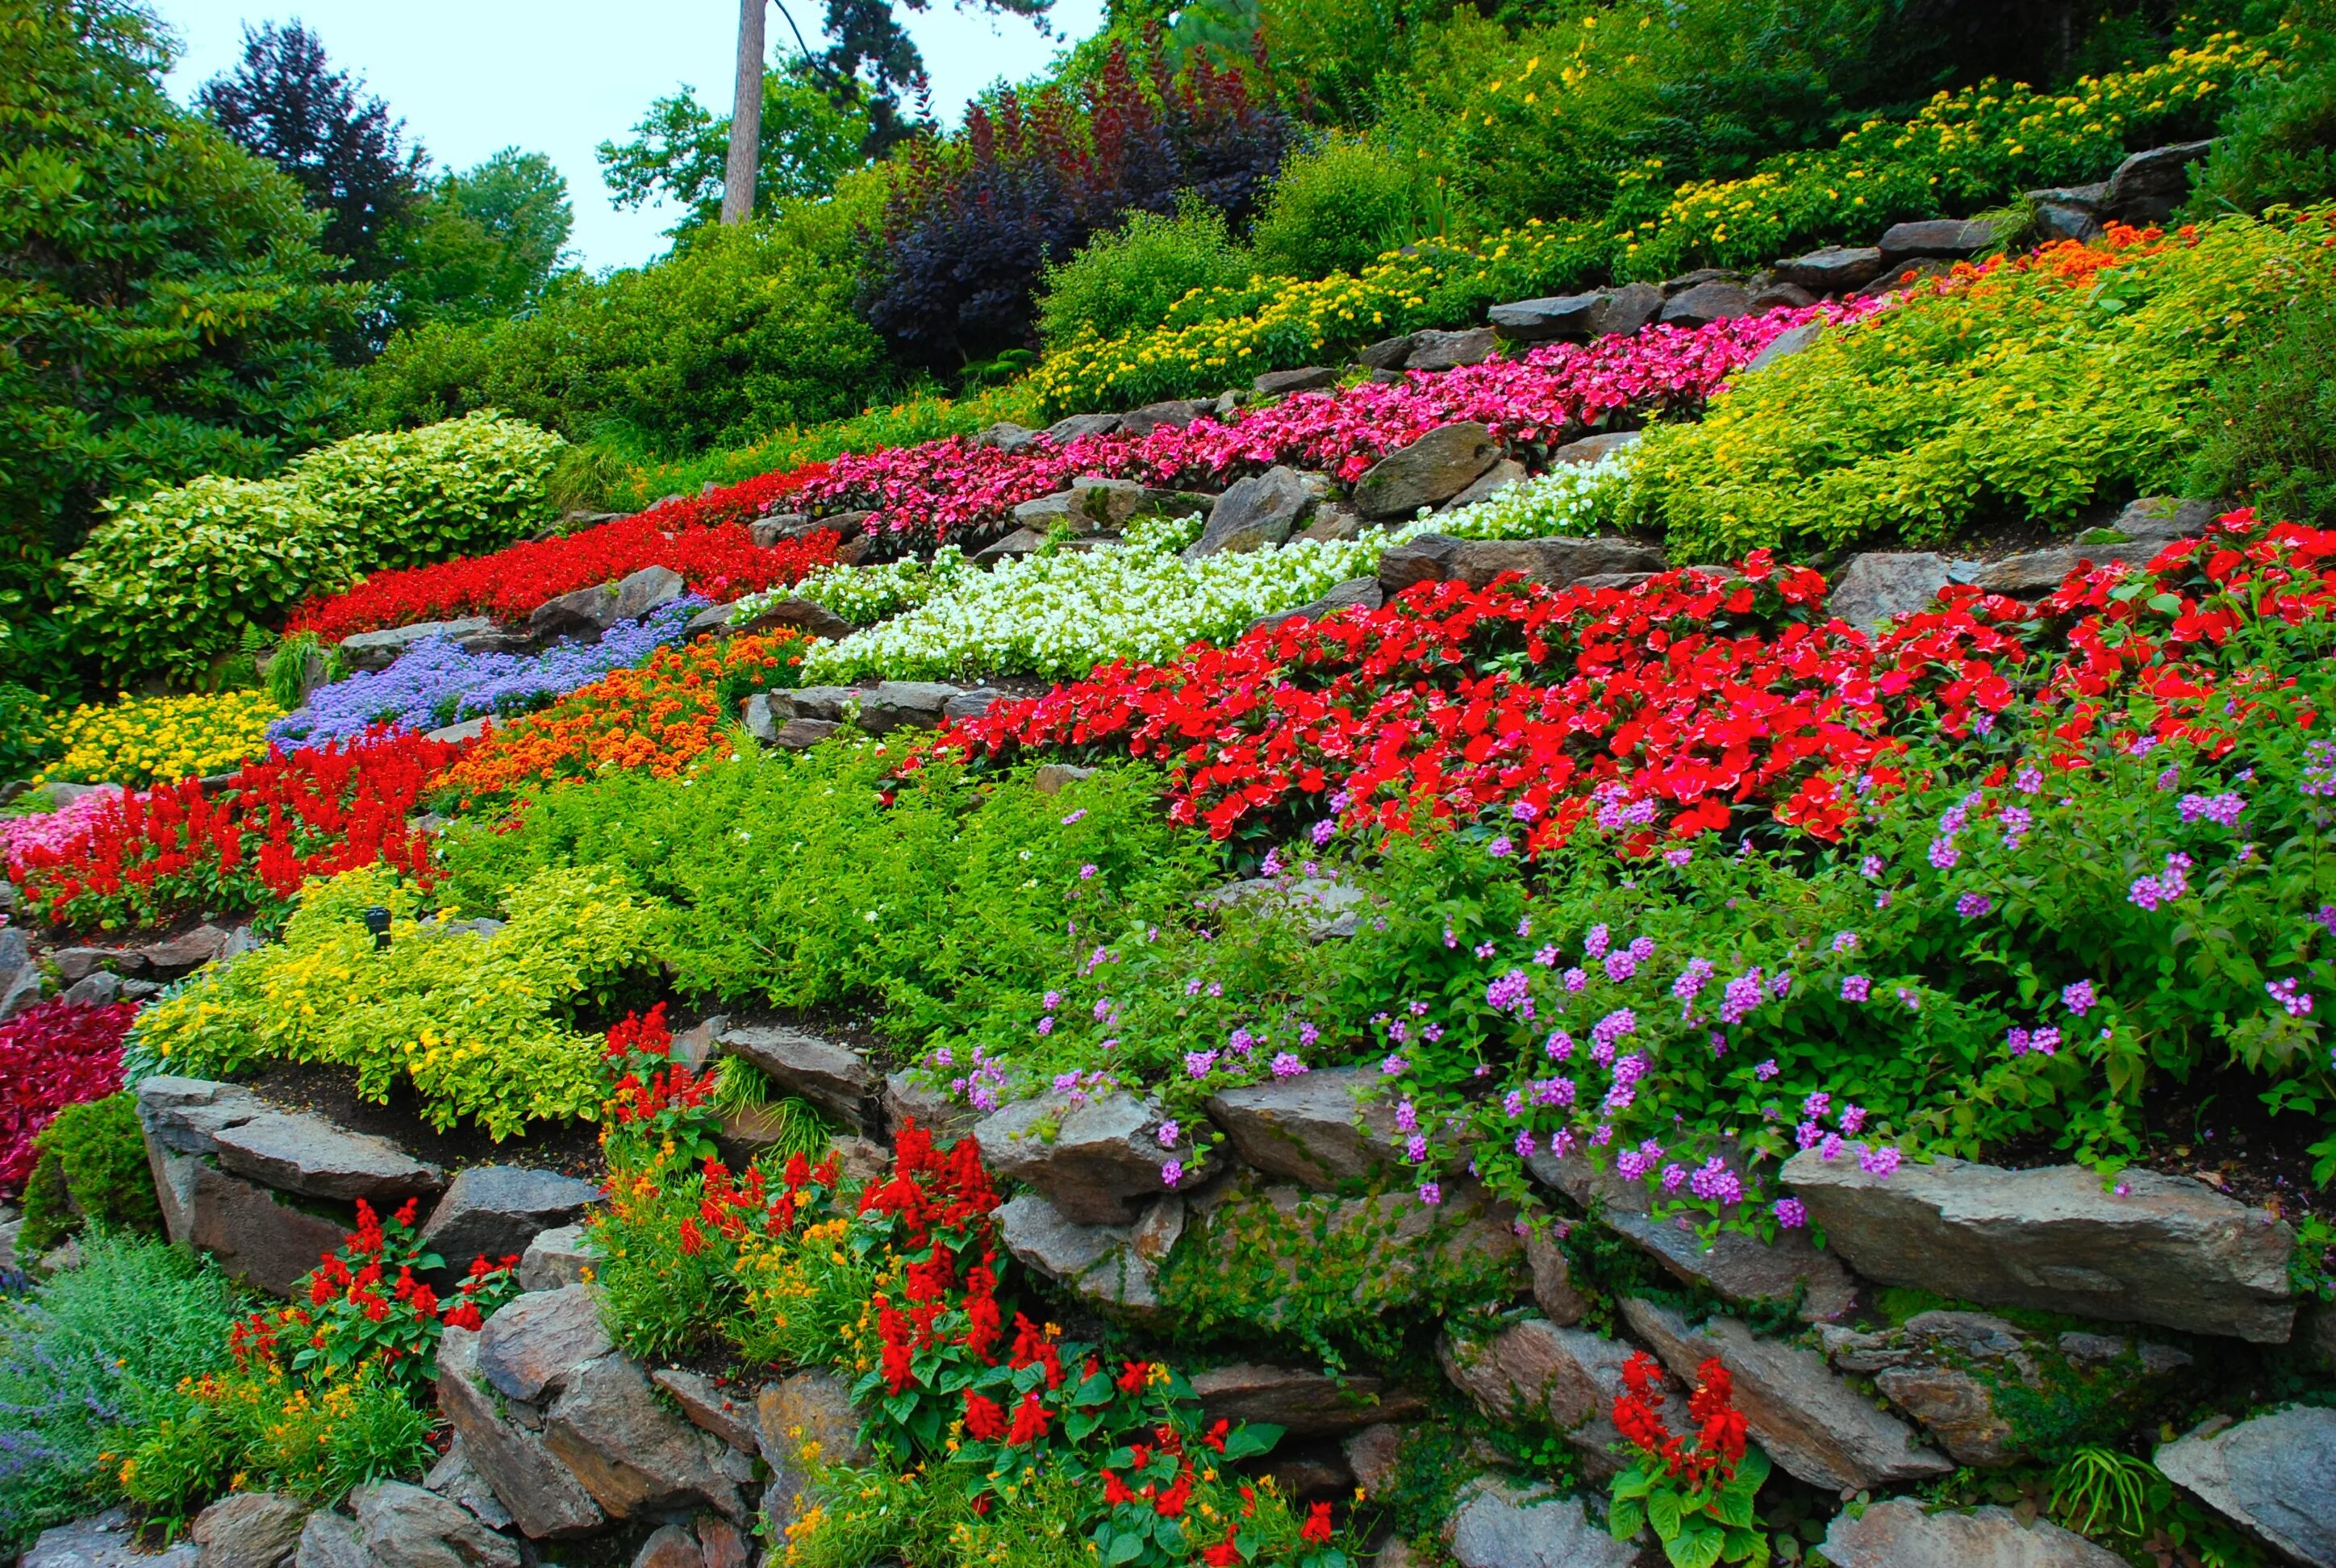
[
  {"x1": 130, "y1": 862, "x2": 657, "y2": 1137},
  {"x1": 1249, "y1": 134, "x2": 1440, "y2": 282},
  {"x1": 2190, "y1": 283, "x2": 2336, "y2": 526},
  {"x1": 1626, "y1": 212, "x2": 2316, "y2": 560},
  {"x1": 1038, "y1": 199, "x2": 1252, "y2": 351},
  {"x1": 284, "y1": 410, "x2": 565, "y2": 573},
  {"x1": 61, "y1": 475, "x2": 354, "y2": 684}
]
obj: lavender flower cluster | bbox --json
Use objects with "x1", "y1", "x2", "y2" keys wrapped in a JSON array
[{"x1": 272, "y1": 598, "x2": 707, "y2": 747}]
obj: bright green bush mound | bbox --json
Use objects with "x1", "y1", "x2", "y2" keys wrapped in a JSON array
[
  {"x1": 1626, "y1": 211, "x2": 2321, "y2": 559},
  {"x1": 0, "y1": 1232, "x2": 240, "y2": 1552},
  {"x1": 283, "y1": 409, "x2": 565, "y2": 573},
  {"x1": 1249, "y1": 134, "x2": 1442, "y2": 281},
  {"x1": 18, "y1": 1094, "x2": 161, "y2": 1255},
  {"x1": 131, "y1": 862, "x2": 657, "y2": 1137},
  {"x1": 1038, "y1": 200, "x2": 1251, "y2": 352},
  {"x1": 62, "y1": 475, "x2": 355, "y2": 685}
]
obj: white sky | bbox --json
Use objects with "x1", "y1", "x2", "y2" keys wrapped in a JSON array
[{"x1": 153, "y1": 0, "x2": 1109, "y2": 270}]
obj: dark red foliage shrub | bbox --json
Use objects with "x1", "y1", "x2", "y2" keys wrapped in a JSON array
[
  {"x1": 0, "y1": 998, "x2": 136, "y2": 1195},
  {"x1": 861, "y1": 36, "x2": 1290, "y2": 369}
]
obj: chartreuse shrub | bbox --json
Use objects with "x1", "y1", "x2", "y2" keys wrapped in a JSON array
[
  {"x1": 0, "y1": 1232, "x2": 240, "y2": 1552},
  {"x1": 1024, "y1": 31, "x2": 2283, "y2": 415},
  {"x1": 1628, "y1": 215, "x2": 2321, "y2": 560},
  {"x1": 17, "y1": 1094, "x2": 161, "y2": 1255},
  {"x1": 130, "y1": 862, "x2": 658, "y2": 1137},
  {"x1": 61, "y1": 476, "x2": 354, "y2": 686},
  {"x1": 1248, "y1": 134, "x2": 1441, "y2": 282},
  {"x1": 436, "y1": 743, "x2": 1216, "y2": 1047},
  {"x1": 282, "y1": 410, "x2": 565, "y2": 573},
  {"x1": 34, "y1": 690, "x2": 283, "y2": 787},
  {"x1": 1037, "y1": 198, "x2": 1251, "y2": 351},
  {"x1": 2190, "y1": 280, "x2": 2336, "y2": 526}
]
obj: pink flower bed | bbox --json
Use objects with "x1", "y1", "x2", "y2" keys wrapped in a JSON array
[
  {"x1": 1, "y1": 786, "x2": 128, "y2": 865},
  {"x1": 792, "y1": 300, "x2": 1883, "y2": 548}
]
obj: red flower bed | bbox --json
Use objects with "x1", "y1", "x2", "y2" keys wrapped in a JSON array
[
  {"x1": 290, "y1": 465, "x2": 836, "y2": 640},
  {"x1": 6, "y1": 730, "x2": 461, "y2": 932},
  {"x1": 0, "y1": 998, "x2": 137, "y2": 1195}
]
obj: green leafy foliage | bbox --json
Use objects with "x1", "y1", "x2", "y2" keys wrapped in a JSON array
[
  {"x1": 129, "y1": 862, "x2": 659, "y2": 1138},
  {"x1": 0, "y1": 1232, "x2": 240, "y2": 1551},
  {"x1": 60, "y1": 476, "x2": 354, "y2": 686},
  {"x1": 1249, "y1": 134, "x2": 1441, "y2": 281},
  {"x1": 390, "y1": 149, "x2": 577, "y2": 330},
  {"x1": 0, "y1": 684, "x2": 60, "y2": 781},
  {"x1": 0, "y1": 0, "x2": 364, "y2": 620},
  {"x1": 1039, "y1": 198, "x2": 1252, "y2": 350},
  {"x1": 283, "y1": 409, "x2": 565, "y2": 572},
  {"x1": 597, "y1": 64, "x2": 872, "y2": 236},
  {"x1": 2189, "y1": 280, "x2": 2336, "y2": 527},
  {"x1": 17, "y1": 1094, "x2": 161, "y2": 1254},
  {"x1": 1628, "y1": 215, "x2": 2312, "y2": 561},
  {"x1": 2185, "y1": 2, "x2": 2336, "y2": 220}
]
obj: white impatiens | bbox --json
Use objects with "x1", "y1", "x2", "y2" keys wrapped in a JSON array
[{"x1": 785, "y1": 454, "x2": 1633, "y2": 685}]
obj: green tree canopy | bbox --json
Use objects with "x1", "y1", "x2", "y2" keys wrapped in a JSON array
[
  {"x1": 599, "y1": 61, "x2": 872, "y2": 237},
  {"x1": 391, "y1": 148, "x2": 577, "y2": 328},
  {"x1": 0, "y1": 0, "x2": 365, "y2": 671}
]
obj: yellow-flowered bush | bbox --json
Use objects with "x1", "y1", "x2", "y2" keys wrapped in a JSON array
[
  {"x1": 1028, "y1": 31, "x2": 2284, "y2": 415},
  {"x1": 131, "y1": 862, "x2": 657, "y2": 1138},
  {"x1": 35, "y1": 691, "x2": 284, "y2": 788}
]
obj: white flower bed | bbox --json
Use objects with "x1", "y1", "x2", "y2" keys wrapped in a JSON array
[{"x1": 766, "y1": 454, "x2": 1632, "y2": 684}]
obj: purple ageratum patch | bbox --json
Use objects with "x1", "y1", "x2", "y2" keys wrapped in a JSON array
[{"x1": 273, "y1": 597, "x2": 708, "y2": 747}]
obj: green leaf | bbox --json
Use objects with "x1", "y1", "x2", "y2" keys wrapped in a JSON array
[{"x1": 1649, "y1": 1491, "x2": 1684, "y2": 1541}]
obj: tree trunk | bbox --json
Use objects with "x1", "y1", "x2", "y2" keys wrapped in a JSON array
[{"x1": 720, "y1": 0, "x2": 765, "y2": 226}]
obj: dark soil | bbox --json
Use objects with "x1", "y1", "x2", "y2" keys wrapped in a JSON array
[{"x1": 244, "y1": 1061, "x2": 606, "y2": 1181}]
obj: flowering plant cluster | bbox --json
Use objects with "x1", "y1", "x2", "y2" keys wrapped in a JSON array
[
  {"x1": 272, "y1": 597, "x2": 707, "y2": 747},
  {"x1": 0, "y1": 998, "x2": 136, "y2": 1195},
  {"x1": 231, "y1": 1197, "x2": 522, "y2": 1397},
  {"x1": 288, "y1": 467, "x2": 835, "y2": 640},
  {"x1": 0, "y1": 786, "x2": 124, "y2": 869},
  {"x1": 6, "y1": 731, "x2": 460, "y2": 932},
  {"x1": 796, "y1": 457, "x2": 1629, "y2": 684},
  {"x1": 33, "y1": 690, "x2": 284, "y2": 789},
  {"x1": 430, "y1": 629, "x2": 811, "y2": 805},
  {"x1": 600, "y1": 1003, "x2": 723, "y2": 1168},
  {"x1": 131, "y1": 863, "x2": 656, "y2": 1137},
  {"x1": 1607, "y1": 1353, "x2": 1769, "y2": 1568}
]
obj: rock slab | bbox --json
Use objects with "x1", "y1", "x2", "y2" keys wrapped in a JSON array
[
  {"x1": 2156, "y1": 1405, "x2": 2336, "y2": 1567},
  {"x1": 1822, "y1": 1499, "x2": 2128, "y2": 1567}
]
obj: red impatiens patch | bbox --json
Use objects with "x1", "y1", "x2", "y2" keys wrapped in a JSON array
[
  {"x1": 6, "y1": 730, "x2": 461, "y2": 932},
  {"x1": 289, "y1": 465, "x2": 837, "y2": 640},
  {"x1": 0, "y1": 998, "x2": 137, "y2": 1195}
]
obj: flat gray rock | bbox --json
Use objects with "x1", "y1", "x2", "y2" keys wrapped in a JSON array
[
  {"x1": 1249, "y1": 577, "x2": 1383, "y2": 636},
  {"x1": 435, "y1": 1328, "x2": 606, "y2": 1540},
  {"x1": 1404, "y1": 327, "x2": 1498, "y2": 372},
  {"x1": 210, "y1": 1111, "x2": 445, "y2": 1203},
  {"x1": 1586, "y1": 281, "x2": 1662, "y2": 339},
  {"x1": 136, "y1": 923, "x2": 232, "y2": 973},
  {"x1": 1378, "y1": 534, "x2": 1665, "y2": 596},
  {"x1": 1254, "y1": 365, "x2": 1339, "y2": 395},
  {"x1": 1352, "y1": 424, "x2": 1500, "y2": 519},
  {"x1": 1204, "y1": 1065, "x2": 1400, "y2": 1188},
  {"x1": 1782, "y1": 1151, "x2": 2296, "y2": 1342},
  {"x1": 422, "y1": 1166, "x2": 601, "y2": 1272},
  {"x1": 1445, "y1": 1478, "x2": 1637, "y2": 1568},
  {"x1": 1824, "y1": 1499, "x2": 2127, "y2": 1567},
  {"x1": 1045, "y1": 412, "x2": 1122, "y2": 444},
  {"x1": 517, "y1": 1224, "x2": 597, "y2": 1292},
  {"x1": 1548, "y1": 430, "x2": 1641, "y2": 466},
  {"x1": 729, "y1": 597, "x2": 851, "y2": 642},
  {"x1": 424, "y1": 1438, "x2": 513, "y2": 1531},
  {"x1": 1772, "y1": 245, "x2": 1887, "y2": 292},
  {"x1": 1487, "y1": 294, "x2": 1599, "y2": 343},
  {"x1": 1879, "y1": 217, "x2": 2000, "y2": 260},
  {"x1": 292, "y1": 1512, "x2": 372, "y2": 1568},
  {"x1": 544, "y1": 1353, "x2": 745, "y2": 1520},
  {"x1": 27, "y1": 1511, "x2": 196, "y2": 1568},
  {"x1": 340, "y1": 619, "x2": 494, "y2": 673},
  {"x1": 1187, "y1": 465, "x2": 1317, "y2": 558},
  {"x1": 528, "y1": 565, "x2": 686, "y2": 639},
  {"x1": 2111, "y1": 494, "x2": 2219, "y2": 540},
  {"x1": 1950, "y1": 541, "x2": 2163, "y2": 597},
  {"x1": 191, "y1": 1494, "x2": 311, "y2": 1568},
  {"x1": 975, "y1": 1091, "x2": 1185, "y2": 1224},
  {"x1": 717, "y1": 1023, "x2": 875, "y2": 1128},
  {"x1": 2157, "y1": 1405, "x2": 2336, "y2": 1566},
  {"x1": 1438, "y1": 1316, "x2": 1681, "y2": 1479},
  {"x1": 1189, "y1": 1361, "x2": 1427, "y2": 1439},
  {"x1": 1828, "y1": 551, "x2": 1950, "y2": 629},
  {"x1": 653, "y1": 1367, "x2": 763, "y2": 1454},
  {"x1": 2106, "y1": 139, "x2": 2217, "y2": 221},
  {"x1": 1744, "y1": 320, "x2": 1824, "y2": 373},
  {"x1": 883, "y1": 1070, "x2": 983, "y2": 1140},
  {"x1": 352, "y1": 1482, "x2": 517, "y2": 1568},
  {"x1": 996, "y1": 1191, "x2": 1165, "y2": 1313},
  {"x1": 1660, "y1": 280, "x2": 1751, "y2": 327}
]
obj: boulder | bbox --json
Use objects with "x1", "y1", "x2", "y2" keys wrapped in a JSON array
[
  {"x1": 1872, "y1": 1364, "x2": 2023, "y2": 1466},
  {"x1": 1827, "y1": 551, "x2": 1950, "y2": 629},
  {"x1": 1744, "y1": 320, "x2": 1824, "y2": 373},
  {"x1": 1120, "y1": 399, "x2": 1212, "y2": 436},
  {"x1": 1199, "y1": 874, "x2": 1370, "y2": 940},
  {"x1": 653, "y1": 1368, "x2": 763, "y2": 1454},
  {"x1": 1822, "y1": 1499, "x2": 2129, "y2": 1568},
  {"x1": 193, "y1": 1493, "x2": 311, "y2": 1568},
  {"x1": 1249, "y1": 578, "x2": 1383, "y2": 635},
  {"x1": 2029, "y1": 183, "x2": 2108, "y2": 243},
  {"x1": 885, "y1": 1070, "x2": 982, "y2": 1141},
  {"x1": 975, "y1": 421, "x2": 1041, "y2": 453},
  {"x1": 1879, "y1": 217, "x2": 2000, "y2": 261},
  {"x1": 1771, "y1": 245, "x2": 1888, "y2": 293},
  {"x1": 2156, "y1": 1406, "x2": 2336, "y2": 1567},
  {"x1": 340, "y1": 619, "x2": 495, "y2": 673},
  {"x1": 137, "y1": 923, "x2": 233, "y2": 973},
  {"x1": 1548, "y1": 431, "x2": 1640, "y2": 467},
  {"x1": 1404, "y1": 327, "x2": 1499, "y2": 373},
  {"x1": 997, "y1": 1192, "x2": 1169, "y2": 1314},
  {"x1": 1523, "y1": 1231, "x2": 1589, "y2": 1325},
  {"x1": 60, "y1": 971, "x2": 120, "y2": 1008},
  {"x1": 210, "y1": 1111, "x2": 445, "y2": 1203},
  {"x1": 1859, "y1": 256, "x2": 1955, "y2": 298},
  {"x1": 748, "y1": 513, "x2": 812, "y2": 545},
  {"x1": 1444, "y1": 457, "x2": 1528, "y2": 511},
  {"x1": 2105, "y1": 140, "x2": 2217, "y2": 222},
  {"x1": 716, "y1": 1024, "x2": 876, "y2": 1128},
  {"x1": 1377, "y1": 534, "x2": 1666, "y2": 596},
  {"x1": 1439, "y1": 1317, "x2": 1684, "y2": 1480},
  {"x1": 1356, "y1": 335, "x2": 1416, "y2": 371},
  {"x1": 1255, "y1": 365, "x2": 1339, "y2": 396},
  {"x1": 476, "y1": 1286, "x2": 613, "y2": 1403},
  {"x1": 1586, "y1": 282, "x2": 1663, "y2": 339},
  {"x1": 1487, "y1": 294, "x2": 1599, "y2": 343},
  {"x1": 1660, "y1": 280, "x2": 1752, "y2": 327},
  {"x1": 1188, "y1": 1362, "x2": 1429, "y2": 1439},
  {"x1": 694, "y1": 1518, "x2": 748, "y2": 1568},
  {"x1": 1746, "y1": 280, "x2": 1817, "y2": 311},
  {"x1": 942, "y1": 689, "x2": 1006, "y2": 720},
  {"x1": 426, "y1": 718, "x2": 490, "y2": 745},
  {"x1": 973, "y1": 527, "x2": 1045, "y2": 566},
  {"x1": 183, "y1": 1164, "x2": 355, "y2": 1295},
  {"x1": 740, "y1": 694, "x2": 781, "y2": 744},
  {"x1": 352, "y1": 1482, "x2": 519, "y2": 1568},
  {"x1": 424, "y1": 1439, "x2": 514, "y2": 1530},
  {"x1": 25, "y1": 1511, "x2": 196, "y2": 1568},
  {"x1": 422, "y1": 1167, "x2": 601, "y2": 1275},
  {"x1": 974, "y1": 1091, "x2": 1183, "y2": 1224},
  {"x1": 1032, "y1": 763, "x2": 1097, "y2": 794},
  {"x1": 757, "y1": 1366, "x2": 867, "y2": 1533},
  {"x1": 1526, "y1": 1148, "x2": 1856, "y2": 1320},
  {"x1": 1352, "y1": 424, "x2": 1501, "y2": 519},
  {"x1": 293, "y1": 1512, "x2": 372, "y2": 1568},
  {"x1": 49, "y1": 946, "x2": 141, "y2": 983},
  {"x1": 1045, "y1": 412, "x2": 1123, "y2": 444},
  {"x1": 1621, "y1": 1298, "x2": 1950, "y2": 1491},
  {"x1": 528, "y1": 565, "x2": 687, "y2": 640},
  {"x1": 729, "y1": 597, "x2": 853, "y2": 642},
  {"x1": 774, "y1": 718, "x2": 838, "y2": 750},
  {"x1": 435, "y1": 1328, "x2": 607, "y2": 1540},
  {"x1": 1187, "y1": 466, "x2": 1318, "y2": 558},
  {"x1": 2111, "y1": 494, "x2": 2218, "y2": 541},
  {"x1": 1950, "y1": 542, "x2": 2163, "y2": 597},
  {"x1": 1295, "y1": 503, "x2": 1367, "y2": 543},
  {"x1": 630, "y1": 1526, "x2": 700, "y2": 1568},
  {"x1": 857, "y1": 681, "x2": 964, "y2": 736},
  {"x1": 0, "y1": 960, "x2": 40, "y2": 1020},
  {"x1": 1780, "y1": 1152, "x2": 2296, "y2": 1342},
  {"x1": 1344, "y1": 1424, "x2": 1406, "y2": 1495},
  {"x1": 1445, "y1": 1478, "x2": 1637, "y2": 1568},
  {"x1": 544, "y1": 1353, "x2": 745, "y2": 1520},
  {"x1": 1204, "y1": 1065, "x2": 1401, "y2": 1188}
]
